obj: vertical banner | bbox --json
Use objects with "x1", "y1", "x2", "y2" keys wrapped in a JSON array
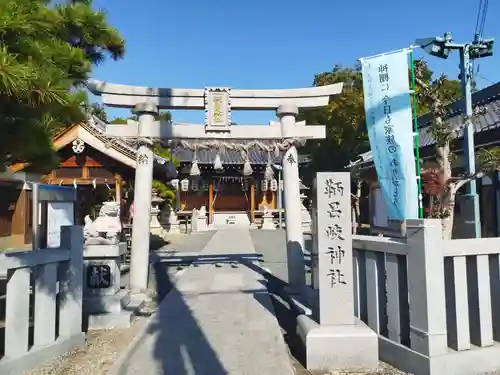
[{"x1": 360, "y1": 49, "x2": 418, "y2": 220}]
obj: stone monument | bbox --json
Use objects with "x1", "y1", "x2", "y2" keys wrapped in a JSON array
[
  {"x1": 297, "y1": 172, "x2": 378, "y2": 371},
  {"x1": 82, "y1": 202, "x2": 135, "y2": 329}
]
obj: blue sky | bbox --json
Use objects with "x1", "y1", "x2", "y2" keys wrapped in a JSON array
[{"x1": 91, "y1": 0, "x2": 499, "y2": 124}]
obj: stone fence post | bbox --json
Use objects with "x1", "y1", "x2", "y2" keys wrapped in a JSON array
[
  {"x1": 406, "y1": 219, "x2": 448, "y2": 356},
  {"x1": 59, "y1": 225, "x2": 84, "y2": 337}
]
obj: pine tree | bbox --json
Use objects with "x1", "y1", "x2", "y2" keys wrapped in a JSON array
[{"x1": 0, "y1": 0, "x2": 125, "y2": 171}]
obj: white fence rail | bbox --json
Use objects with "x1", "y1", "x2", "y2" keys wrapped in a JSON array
[
  {"x1": 353, "y1": 219, "x2": 500, "y2": 375},
  {"x1": 0, "y1": 226, "x2": 85, "y2": 375}
]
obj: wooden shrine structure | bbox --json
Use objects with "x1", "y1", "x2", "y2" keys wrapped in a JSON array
[
  {"x1": 10, "y1": 115, "x2": 176, "y2": 224},
  {"x1": 173, "y1": 140, "x2": 309, "y2": 225}
]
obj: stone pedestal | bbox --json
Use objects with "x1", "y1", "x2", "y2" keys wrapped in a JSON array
[
  {"x1": 166, "y1": 208, "x2": 180, "y2": 234},
  {"x1": 195, "y1": 215, "x2": 208, "y2": 231},
  {"x1": 300, "y1": 193, "x2": 312, "y2": 232},
  {"x1": 297, "y1": 172, "x2": 378, "y2": 372},
  {"x1": 261, "y1": 213, "x2": 276, "y2": 230},
  {"x1": 83, "y1": 242, "x2": 136, "y2": 329},
  {"x1": 191, "y1": 208, "x2": 208, "y2": 232},
  {"x1": 297, "y1": 316, "x2": 378, "y2": 371}
]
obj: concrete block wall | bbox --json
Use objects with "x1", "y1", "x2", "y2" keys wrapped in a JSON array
[
  {"x1": 0, "y1": 226, "x2": 85, "y2": 375},
  {"x1": 353, "y1": 219, "x2": 500, "y2": 375}
]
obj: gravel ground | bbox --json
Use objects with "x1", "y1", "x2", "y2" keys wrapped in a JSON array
[{"x1": 23, "y1": 313, "x2": 151, "y2": 375}]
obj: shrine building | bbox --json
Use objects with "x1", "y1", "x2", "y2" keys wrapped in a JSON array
[
  {"x1": 172, "y1": 140, "x2": 309, "y2": 227},
  {"x1": 10, "y1": 115, "x2": 176, "y2": 225}
]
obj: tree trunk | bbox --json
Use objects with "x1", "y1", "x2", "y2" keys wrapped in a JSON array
[{"x1": 436, "y1": 138, "x2": 454, "y2": 239}]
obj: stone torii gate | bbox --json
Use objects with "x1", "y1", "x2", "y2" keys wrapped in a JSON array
[{"x1": 87, "y1": 80, "x2": 343, "y2": 293}]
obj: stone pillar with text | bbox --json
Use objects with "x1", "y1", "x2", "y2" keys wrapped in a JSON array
[
  {"x1": 129, "y1": 102, "x2": 156, "y2": 293},
  {"x1": 277, "y1": 103, "x2": 306, "y2": 290},
  {"x1": 298, "y1": 172, "x2": 378, "y2": 372}
]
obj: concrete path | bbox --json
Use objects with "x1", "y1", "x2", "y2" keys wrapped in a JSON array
[{"x1": 114, "y1": 229, "x2": 295, "y2": 375}]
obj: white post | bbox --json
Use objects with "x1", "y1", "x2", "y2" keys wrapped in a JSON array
[
  {"x1": 59, "y1": 225, "x2": 84, "y2": 337},
  {"x1": 277, "y1": 103, "x2": 305, "y2": 289},
  {"x1": 32, "y1": 182, "x2": 40, "y2": 251},
  {"x1": 129, "y1": 103, "x2": 157, "y2": 293},
  {"x1": 278, "y1": 168, "x2": 283, "y2": 228}
]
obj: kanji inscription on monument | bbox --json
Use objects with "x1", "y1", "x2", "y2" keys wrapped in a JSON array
[
  {"x1": 314, "y1": 172, "x2": 353, "y2": 325},
  {"x1": 87, "y1": 265, "x2": 112, "y2": 289}
]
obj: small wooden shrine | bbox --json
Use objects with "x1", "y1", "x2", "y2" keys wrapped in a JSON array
[{"x1": 11, "y1": 115, "x2": 175, "y2": 224}]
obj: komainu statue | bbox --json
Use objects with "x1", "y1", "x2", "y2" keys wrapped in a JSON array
[{"x1": 84, "y1": 201, "x2": 122, "y2": 245}]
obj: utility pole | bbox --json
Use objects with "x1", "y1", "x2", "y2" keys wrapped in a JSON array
[
  {"x1": 459, "y1": 41, "x2": 481, "y2": 238},
  {"x1": 415, "y1": 32, "x2": 494, "y2": 238}
]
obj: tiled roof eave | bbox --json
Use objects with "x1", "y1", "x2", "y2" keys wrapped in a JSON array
[{"x1": 85, "y1": 115, "x2": 170, "y2": 168}]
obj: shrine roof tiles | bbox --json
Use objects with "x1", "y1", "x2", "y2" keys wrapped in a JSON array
[
  {"x1": 349, "y1": 81, "x2": 500, "y2": 168},
  {"x1": 172, "y1": 140, "x2": 283, "y2": 165},
  {"x1": 417, "y1": 81, "x2": 500, "y2": 148}
]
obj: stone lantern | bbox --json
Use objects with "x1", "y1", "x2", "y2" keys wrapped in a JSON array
[
  {"x1": 150, "y1": 188, "x2": 164, "y2": 237},
  {"x1": 299, "y1": 180, "x2": 312, "y2": 232}
]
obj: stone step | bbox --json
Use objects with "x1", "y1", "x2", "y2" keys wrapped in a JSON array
[{"x1": 85, "y1": 291, "x2": 151, "y2": 330}]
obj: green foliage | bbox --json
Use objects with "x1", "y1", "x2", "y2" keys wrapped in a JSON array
[
  {"x1": 0, "y1": 0, "x2": 124, "y2": 172},
  {"x1": 150, "y1": 141, "x2": 177, "y2": 204},
  {"x1": 477, "y1": 148, "x2": 500, "y2": 174},
  {"x1": 152, "y1": 180, "x2": 176, "y2": 202},
  {"x1": 153, "y1": 140, "x2": 180, "y2": 168},
  {"x1": 109, "y1": 117, "x2": 129, "y2": 124},
  {"x1": 299, "y1": 64, "x2": 367, "y2": 183},
  {"x1": 110, "y1": 110, "x2": 172, "y2": 124},
  {"x1": 109, "y1": 112, "x2": 179, "y2": 202},
  {"x1": 152, "y1": 137, "x2": 179, "y2": 203}
]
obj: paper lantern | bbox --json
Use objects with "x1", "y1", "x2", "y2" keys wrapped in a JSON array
[
  {"x1": 261, "y1": 179, "x2": 268, "y2": 192},
  {"x1": 270, "y1": 179, "x2": 278, "y2": 192},
  {"x1": 191, "y1": 180, "x2": 199, "y2": 192},
  {"x1": 180, "y1": 179, "x2": 189, "y2": 192}
]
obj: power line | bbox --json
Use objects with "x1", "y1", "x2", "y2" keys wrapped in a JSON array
[
  {"x1": 475, "y1": 73, "x2": 496, "y2": 85},
  {"x1": 472, "y1": 0, "x2": 490, "y2": 88},
  {"x1": 474, "y1": 0, "x2": 489, "y2": 38},
  {"x1": 474, "y1": 0, "x2": 484, "y2": 36}
]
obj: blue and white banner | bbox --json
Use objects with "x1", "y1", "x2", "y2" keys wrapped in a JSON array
[{"x1": 360, "y1": 49, "x2": 418, "y2": 220}]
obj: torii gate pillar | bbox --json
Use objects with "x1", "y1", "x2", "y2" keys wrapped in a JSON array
[
  {"x1": 129, "y1": 102, "x2": 157, "y2": 293},
  {"x1": 277, "y1": 103, "x2": 306, "y2": 289}
]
